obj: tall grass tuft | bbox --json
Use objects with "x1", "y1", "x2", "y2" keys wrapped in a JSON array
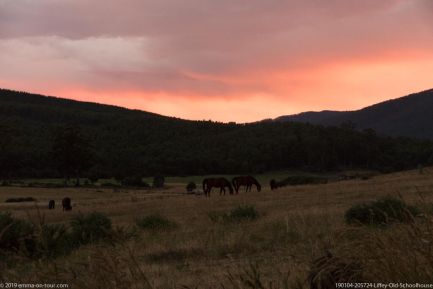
[
  {"x1": 209, "y1": 205, "x2": 260, "y2": 224},
  {"x1": 345, "y1": 196, "x2": 419, "y2": 226},
  {"x1": 70, "y1": 212, "x2": 112, "y2": 246},
  {"x1": 136, "y1": 214, "x2": 177, "y2": 231},
  {"x1": 0, "y1": 212, "x2": 34, "y2": 254}
]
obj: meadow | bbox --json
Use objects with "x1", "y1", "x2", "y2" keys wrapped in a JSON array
[{"x1": 1, "y1": 168, "x2": 433, "y2": 288}]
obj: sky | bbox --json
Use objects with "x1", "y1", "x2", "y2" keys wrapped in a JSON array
[{"x1": 1, "y1": 0, "x2": 433, "y2": 122}]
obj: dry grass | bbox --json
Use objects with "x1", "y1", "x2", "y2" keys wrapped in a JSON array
[{"x1": 1, "y1": 168, "x2": 433, "y2": 288}]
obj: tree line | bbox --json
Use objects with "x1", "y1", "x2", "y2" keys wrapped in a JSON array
[{"x1": 1, "y1": 88, "x2": 433, "y2": 181}]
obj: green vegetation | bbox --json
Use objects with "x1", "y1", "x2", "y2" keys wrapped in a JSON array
[
  {"x1": 0, "y1": 211, "x2": 121, "y2": 261},
  {"x1": 136, "y1": 214, "x2": 177, "y2": 231},
  {"x1": 153, "y1": 175, "x2": 165, "y2": 188},
  {"x1": 1, "y1": 89, "x2": 433, "y2": 182},
  {"x1": 36, "y1": 224, "x2": 73, "y2": 259},
  {"x1": 5, "y1": 197, "x2": 37, "y2": 202},
  {"x1": 186, "y1": 181, "x2": 197, "y2": 192},
  {"x1": 70, "y1": 212, "x2": 112, "y2": 245},
  {"x1": 0, "y1": 212, "x2": 34, "y2": 254},
  {"x1": 52, "y1": 126, "x2": 94, "y2": 185},
  {"x1": 209, "y1": 205, "x2": 260, "y2": 223},
  {"x1": 120, "y1": 176, "x2": 149, "y2": 187},
  {"x1": 276, "y1": 175, "x2": 328, "y2": 187},
  {"x1": 345, "y1": 196, "x2": 419, "y2": 226}
]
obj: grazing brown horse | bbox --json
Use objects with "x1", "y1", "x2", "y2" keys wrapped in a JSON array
[
  {"x1": 48, "y1": 200, "x2": 55, "y2": 210},
  {"x1": 232, "y1": 176, "x2": 261, "y2": 193},
  {"x1": 62, "y1": 197, "x2": 72, "y2": 211},
  {"x1": 202, "y1": 178, "x2": 233, "y2": 197}
]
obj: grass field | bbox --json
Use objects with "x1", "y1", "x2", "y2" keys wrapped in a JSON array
[{"x1": 1, "y1": 168, "x2": 433, "y2": 288}]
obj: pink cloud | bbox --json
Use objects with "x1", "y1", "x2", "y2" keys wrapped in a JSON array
[{"x1": 0, "y1": 0, "x2": 432, "y2": 121}]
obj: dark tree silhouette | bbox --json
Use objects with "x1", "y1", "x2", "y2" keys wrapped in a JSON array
[
  {"x1": 0, "y1": 124, "x2": 17, "y2": 182},
  {"x1": 153, "y1": 175, "x2": 165, "y2": 188},
  {"x1": 1, "y1": 88, "x2": 433, "y2": 178},
  {"x1": 52, "y1": 127, "x2": 94, "y2": 186}
]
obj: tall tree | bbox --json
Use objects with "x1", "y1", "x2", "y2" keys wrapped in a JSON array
[
  {"x1": 52, "y1": 127, "x2": 94, "y2": 186},
  {"x1": 0, "y1": 123, "x2": 18, "y2": 182}
]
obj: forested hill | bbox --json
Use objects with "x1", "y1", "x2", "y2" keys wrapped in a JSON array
[
  {"x1": 275, "y1": 89, "x2": 433, "y2": 139},
  {"x1": 1, "y1": 88, "x2": 433, "y2": 179}
]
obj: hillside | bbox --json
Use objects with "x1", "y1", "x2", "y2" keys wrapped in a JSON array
[
  {"x1": 276, "y1": 89, "x2": 433, "y2": 139},
  {"x1": 1, "y1": 88, "x2": 433, "y2": 179}
]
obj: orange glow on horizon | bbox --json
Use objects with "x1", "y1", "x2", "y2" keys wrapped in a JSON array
[
  {"x1": 3, "y1": 51, "x2": 433, "y2": 123},
  {"x1": 1, "y1": 0, "x2": 432, "y2": 122}
]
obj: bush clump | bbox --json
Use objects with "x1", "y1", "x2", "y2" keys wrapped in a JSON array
[
  {"x1": 186, "y1": 182, "x2": 197, "y2": 192},
  {"x1": 209, "y1": 205, "x2": 260, "y2": 223},
  {"x1": 0, "y1": 212, "x2": 34, "y2": 253},
  {"x1": 153, "y1": 176, "x2": 165, "y2": 188},
  {"x1": 70, "y1": 212, "x2": 112, "y2": 245},
  {"x1": 5, "y1": 197, "x2": 37, "y2": 203},
  {"x1": 36, "y1": 224, "x2": 73, "y2": 258},
  {"x1": 121, "y1": 176, "x2": 149, "y2": 187},
  {"x1": 136, "y1": 214, "x2": 177, "y2": 231},
  {"x1": 227, "y1": 205, "x2": 259, "y2": 222},
  {"x1": 345, "y1": 197, "x2": 419, "y2": 226},
  {"x1": 281, "y1": 176, "x2": 328, "y2": 186}
]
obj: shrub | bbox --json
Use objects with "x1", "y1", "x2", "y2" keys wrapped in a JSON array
[
  {"x1": 308, "y1": 252, "x2": 364, "y2": 287},
  {"x1": 0, "y1": 212, "x2": 34, "y2": 253},
  {"x1": 121, "y1": 176, "x2": 149, "y2": 187},
  {"x1": 227, "y1": 205, "x2": 259, "y2": 222},
  {"x1": 186, "y1": 182, "x2": 197, "y2": 192},
  {"x1": 207, "y1": 211, "x2": 227, "y2": 223},
  {"x1": 136, "y1": 214, "x2": 177, "y2": 231},
  {"x1": 345, "y1": 197, "x2": 419, "y2": 226},
  {"x1": 70, "y1": 212, "x2": 112, "y2": 245},
  {"x1": 36, "y1": 224, "x2": 73, "y2": 258},
  {"x1": 153, "y1": 176, "x2": 165, "y2": 188},
  {"x1": 280, "y1": 175, "x2": 328, "y2": 186},
  {"x1": 209, "y1": 205, "x2": 260, "y2": 223},
  {"x1": 87, "y1": 172, "x2": 99, "y2": 184},
  {"x1": 1, "y1": 180, "x2": 10, "y2": 186},
  {"x1": 5, "y1": 197, "x2": 37, "y2": 203}
]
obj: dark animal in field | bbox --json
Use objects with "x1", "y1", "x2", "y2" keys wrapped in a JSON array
[
  {"x1": 308, "y1": 252, "x2": 363, "y2": 289},
  {"x1": 270, "y1": 179, "x2": 278, "y2": 190},
  {"x1": 62, "y1": 197, "x2": 72, "y2": 211},
  {"x1": 232, "y1": 176, "x2": 261, "y2": 193},
  {"x1": 202, "y1": 178, "x2": 233, "y2": 197},
  {"x1": 48, "y1": 200, "x2": 55, "y2": 209}
]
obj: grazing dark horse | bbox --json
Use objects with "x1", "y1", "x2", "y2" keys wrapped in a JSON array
[
  {"x1": 62, "y1": 197, "x2": 72, "y2": 211},
  {"x1": 232, "y1": 176, "x2": 261, "y2": 193},
  {"x1": 270, "y1": 179, "x2": 278, "y2": 190},
  {"x1": 202, "y1": 178, "x2": 233, "y2": 197},
  {"x1": 48, "y1": 200, "x2": 55, "y2": 210}
]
